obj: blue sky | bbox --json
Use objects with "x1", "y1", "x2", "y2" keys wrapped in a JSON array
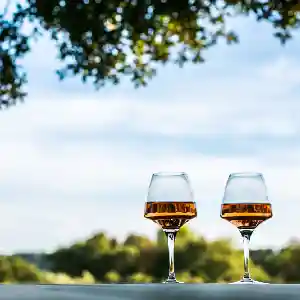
[{"x1": 1, "y1": 8, "x2": 300, "y2": 253}]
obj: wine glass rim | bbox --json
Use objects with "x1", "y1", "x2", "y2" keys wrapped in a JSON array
[
  {"x1": 153, "y1": 171, "x2": 187, "y2": 177},
  {"x1": 229, "y1": 172, "x2": 263, "y2": 178}
]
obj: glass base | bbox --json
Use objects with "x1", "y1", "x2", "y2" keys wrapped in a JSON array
[
  {"x1": 230, "y1": 278, "x2": 269, "y2": 284},
  {"x1": 163, "y1": 278, "x2": 183, "y2": 284}
]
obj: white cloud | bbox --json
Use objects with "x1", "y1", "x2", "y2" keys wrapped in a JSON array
[
  {"x1": 0, "y1": 137, "x2": 297, "y2": 253},
  {"x1": 0, "y1": 101, "x2": 299, "y2": 252},
  {"x1": 5, "y1": 77, "x2": 300, "y2": 143}
]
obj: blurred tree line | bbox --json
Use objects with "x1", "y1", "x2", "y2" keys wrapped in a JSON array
[{"x1": 1, "y1": 226, "x2": 300, "y2": 284}]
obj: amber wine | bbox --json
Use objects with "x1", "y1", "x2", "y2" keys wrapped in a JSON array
[
  {"x1": 144, "y1": 201, "x2": 197, "y2": 230},
  {"x1": 221, "y1": 203, "x2": 272, "y2": 230}
]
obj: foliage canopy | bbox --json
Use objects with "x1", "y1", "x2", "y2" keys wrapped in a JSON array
[{"x1": 1, "y1": 0, "x2": 300, "y2": 106}]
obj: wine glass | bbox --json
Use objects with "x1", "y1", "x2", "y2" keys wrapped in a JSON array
[
  {"x1": 220, "y1": 172, "x2": 273, "y2": 284},
  {"x1": 144, "y1": 172, "x2": 197, "y2": 283}
]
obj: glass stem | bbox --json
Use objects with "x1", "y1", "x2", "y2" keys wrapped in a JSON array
[
  {"x1": 241, "y1": 230, "x2": 253, "y2": 280},
  {"x1": 165, "y1": 230, "x2": 177, "y2": 281}
]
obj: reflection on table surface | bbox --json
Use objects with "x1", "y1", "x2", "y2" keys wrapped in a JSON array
[{"x1": 0, "y1": 284, "x2": 300, "y2": 300}]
